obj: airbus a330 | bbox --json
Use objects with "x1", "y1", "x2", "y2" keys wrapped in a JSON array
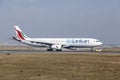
[{"x1": 12, "y1": 26, "x2": 102, "y2": 51}]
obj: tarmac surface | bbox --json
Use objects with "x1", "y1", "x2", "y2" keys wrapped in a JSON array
[
  {"x1": 0, "y1": 49, "x2": 120, "y2": 54},
  {"x1": 0, "y1": 46, "x2": 120, "y2": 54}
]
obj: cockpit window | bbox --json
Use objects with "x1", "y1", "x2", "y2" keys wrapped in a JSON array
[{"x1": 96, "y1": 40, "x2": 100, "y2": 42}]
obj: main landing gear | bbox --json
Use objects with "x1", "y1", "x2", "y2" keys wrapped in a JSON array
[
  {"x1": 47, "y1": 49, "x2": 53, "y2": 51},
  {"x1": 47, "y1": 49, "x2": 62, "y2": 51}
]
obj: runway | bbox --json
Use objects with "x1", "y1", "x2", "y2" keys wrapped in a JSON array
[
  {"x1": 0, "y1": 46, "x2": 120, "y2": 54},
  {"x1": 0, "y1": 49, "x2": 120, "y2": 54}
]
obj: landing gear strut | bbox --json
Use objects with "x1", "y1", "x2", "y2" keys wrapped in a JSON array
[{"x1": 91, "y1": 47, "x2": 94, "y2": 52}]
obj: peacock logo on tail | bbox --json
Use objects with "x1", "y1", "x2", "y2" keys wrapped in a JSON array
[{"x1": 14, "y1": 26, "x2": 28, "y2": 40}]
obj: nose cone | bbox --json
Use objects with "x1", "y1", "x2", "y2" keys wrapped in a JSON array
[{"x1": 99, "y1": 42, "x2": 103, "y2": 45}]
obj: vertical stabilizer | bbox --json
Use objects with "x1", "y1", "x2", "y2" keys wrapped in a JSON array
[{"x1": 14, "y1": 25, "x2": 29, "y2": 40}]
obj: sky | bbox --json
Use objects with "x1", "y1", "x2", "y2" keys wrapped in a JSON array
[{"x1": 0, "y1": 0, "x2": 120, "y2": 45}]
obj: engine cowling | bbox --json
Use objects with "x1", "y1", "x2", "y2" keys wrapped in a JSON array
[{"x1": 51, "y1": 45, "x2": 62, "y2": 50}]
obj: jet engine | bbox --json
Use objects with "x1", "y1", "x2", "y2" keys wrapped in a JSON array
[{"x1": 51, "y1": 44, "x2": 62, "y2": 51}]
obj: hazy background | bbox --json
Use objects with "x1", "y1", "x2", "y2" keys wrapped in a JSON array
[{"x1": 0, "y1": 0, "x2": 120, "y2": 46}]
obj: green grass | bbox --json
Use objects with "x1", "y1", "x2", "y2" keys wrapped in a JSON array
[{"x1": 0, "y1": 53, "x2": 120, "y2": 80}]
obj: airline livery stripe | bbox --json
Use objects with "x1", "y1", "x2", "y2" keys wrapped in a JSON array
[{"x1": 16, "y1": 30, "x2": 25, "y2": 40}]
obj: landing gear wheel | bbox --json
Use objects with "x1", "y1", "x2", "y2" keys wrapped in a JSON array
[
  {"x1": 56, "y1": 49, "x2": 62, "y2": 51},
  {"x1": 47, "y1": 49, "x2": 53, "y2": 51}
]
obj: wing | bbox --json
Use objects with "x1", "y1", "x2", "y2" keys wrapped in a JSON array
[
  {"x1": 12, "y1": 36, "x2": 53, "y2": 47},
  {"x1": 29, "y1": 40, "x2": 53, "y2": 46}
]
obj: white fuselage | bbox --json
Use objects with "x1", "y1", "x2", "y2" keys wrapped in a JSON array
[
  {"x1": 13, "y1": 26, "x2": 103, "y2": 51},
  {"x1": 24, "y1": 38, "x2": 102, "y2": 48}
]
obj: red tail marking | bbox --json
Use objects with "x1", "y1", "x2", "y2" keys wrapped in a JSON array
[{"x1": 16, "y1": 30, "x2": 25, "y2": 40}]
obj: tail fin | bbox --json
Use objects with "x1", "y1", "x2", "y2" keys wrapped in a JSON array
[{"x1": 14, "y1": 25, "x2": 29, "y2": 40}]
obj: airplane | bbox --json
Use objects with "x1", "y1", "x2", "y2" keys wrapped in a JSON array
[{"x1": 12, "y1": 26, "x2": 103, "y2": 51}]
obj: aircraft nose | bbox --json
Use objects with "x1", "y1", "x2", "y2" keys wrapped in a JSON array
[{"x1": 99, "y1": 42, "x2": 103, "y2": 45}]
